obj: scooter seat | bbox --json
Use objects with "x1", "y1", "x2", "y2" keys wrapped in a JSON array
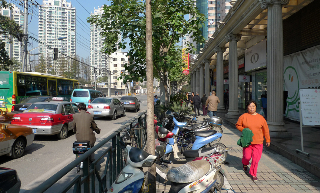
[
  {"x1": 183, "y1": 147, "x2": 217, "y2": 158},
  {"x1": 158, "y1": 126, "x2": 169, "y2": 135},
  {"x1": 173, "y1": 117, "x2": 187, "y2": 127},
  {"x1": 194, "y1": 130, "x2": 217, "y2": 137},
  {"x1": 167, "y1": 160, "x2": 210, "y2": 183}
]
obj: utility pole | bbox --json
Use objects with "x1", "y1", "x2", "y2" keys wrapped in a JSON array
[{"x1": 22, "y1": 0, "x2": 28, "y2": 72}]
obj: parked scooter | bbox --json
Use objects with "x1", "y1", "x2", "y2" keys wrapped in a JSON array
[
  {"x1": 156, "y1": 145, "x2": 226, "y2": 193},
  {"x1": 107, "y1": 145, "x2": 157, "y2": 193}
]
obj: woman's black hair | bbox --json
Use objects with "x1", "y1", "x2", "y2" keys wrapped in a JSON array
[{"x1": 246, "y1": 100, "x2": 257, "y2": 109}]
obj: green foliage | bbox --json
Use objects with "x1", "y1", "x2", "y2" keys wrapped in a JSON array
[
  {"x1": 87, "y1": 0, "x2": 205, "y2": 86},
  {"x1": 35, "y1": 55, "x2": 46, "y2": 73},
  {"x1": 0, "y1": 42, "x2": 13, "y2": 70}
]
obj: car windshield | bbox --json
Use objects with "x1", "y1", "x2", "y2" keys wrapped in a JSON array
[
  {"x1": 121, "y1": 97, "x2": 134, "y2": 100},
  {"x1": 19, "y1": 97, "x2": 50, "y2": 104},
  {"x1": 72, "y1": 91, "x2": 89, "y2": 97},
  {"x1": 92, "y1": 98, "x2": 111, "y2": 104},
  {"x1": 25, "y1": 104, "x2": 58, "y2": 113}
]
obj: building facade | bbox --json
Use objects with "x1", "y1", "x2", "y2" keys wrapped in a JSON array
[
  {"x1": 38, "y1": 0, "x2": 76, "y2": 74},
  {"x1": 0, "y1": 5, "x2": 24, "y2": 66},
  {"x1": 90, "y1": 6, "x2": 108, "y2": 81},
  {"x1": 196, "y1": 0, "x2": 232, "y2": 52},
  {"x1": 109, "y1": 51, "x2": 128, "y2": 90}
]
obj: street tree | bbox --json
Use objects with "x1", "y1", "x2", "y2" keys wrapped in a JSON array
[
  {"x1": 87, "y1": 0, "x2": 205, "y2": 104},
  {"x1": 34, "y1": 55, "x2": 46, "y2": 73}
]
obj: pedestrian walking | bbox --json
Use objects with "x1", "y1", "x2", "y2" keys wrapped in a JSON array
[
  {"x1": 193, "y1": 93, "x2": 201, "y2": 116},
  {"x1": 235, "y1": 100, "x2": 270, "y2": 181},
  {"x1": 224, "y1": 89, "x2": 229, "y2": 110},
  {"x1": 201, "y1": 94, "x2": 207, "y2": 116},
  {"x1": 185, "y1": 92, "x2": 190, "y2": 107},
  {"x1": 260, "y1": 94, "x2": 267, "y2": 120},
  {"x1": 190, "y1": 92, "x2": 195, "y2": 110},
  {"x1": 205, "y1": 90, "x2": 220, "y2": 118}
]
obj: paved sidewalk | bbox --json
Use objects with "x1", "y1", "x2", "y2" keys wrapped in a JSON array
[{"x1": 155, "y1": 113, "x2": 320, "y2": 193}]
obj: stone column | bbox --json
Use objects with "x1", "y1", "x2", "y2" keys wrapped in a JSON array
[
  {"x1": 205, "y1": 60, "x2": 210, "y2": 96},
  {"x1": 261, "y1": 0, "x2": 289, "y2": 134},
  {"x1": 196, "y1": 68, "x2": 200, "y2": 94},
  {"x1": 215, "y1": 47, "x2": 226, "y2": 110},
  {"x1": 226, "y1": 34, "x2": 241, "y2": 118},
  {"x1": 193, "y1": 71, "x2": 196, "y2": 93},
  {"x1": 199, "y1": 64, "x2": 204, "y2": 97}
]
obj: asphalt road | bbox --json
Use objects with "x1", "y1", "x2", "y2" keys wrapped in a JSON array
[{"x1": 0, "y1": 94, "x2": 148, "y2": 192}]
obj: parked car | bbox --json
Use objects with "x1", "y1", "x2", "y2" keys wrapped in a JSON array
[
  {"x1": 11, "y1": 100, "x2": 79, "y2": 139},
  {"x1": 0, "y1": 167, "x2": 21, "y2": 192},
  {"x1": 0, "y1": 110, "x2": 35, "y2": 158},
  {"x1": 120, "y1": 96, "x2": 140, "y2": 112},
  {"x1": 0, "y1": 110, "x2": 15, "y2": 123},
  {"x1": 87, "y1": 97, "x2": 125, "y2": 120},
  {"x1": 11, "y1": 96, "x2": 53, "y2": 112}
]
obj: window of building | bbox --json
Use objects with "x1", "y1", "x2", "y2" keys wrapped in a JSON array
[
  {"x1": 121, "y1": 58, "x2": 125, "y2": 61},
  {"x1": 2, "y1": 10, "x2": 9, "y2": 16},
  {"x1": 113, "y1": 76, "x2": 117, "y2": 79},
  {"x1": 114, "y1": 64, "x2": 117, "y2": 67},
  {"x1": 113, "y1": 58, "x2": 117, "y2": 61}
]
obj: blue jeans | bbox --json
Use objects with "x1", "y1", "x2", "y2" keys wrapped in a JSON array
[{"x1": 208, "y1": 111, "x2": 217, "y2": 118}]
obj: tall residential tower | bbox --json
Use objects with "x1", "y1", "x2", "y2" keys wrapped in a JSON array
[
  {"x1": 38, "y1": 0, "x2": 76, "y2": 74},
  {"x1": 0, "y1": 5, "x2": 24, "y2": 67}
]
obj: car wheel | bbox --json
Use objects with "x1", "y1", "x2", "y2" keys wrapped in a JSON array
[
  {"x1": 58, "y1": 125, "x2": 68, "y2": 139},
  {"x1": 11, "y1": 138, "x2": 26, "y2": 159},
  {"x1": 112, "y1": 111, "x2": 117, "y2": 120}
]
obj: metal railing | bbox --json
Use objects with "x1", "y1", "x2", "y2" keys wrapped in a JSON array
[{"x1": 29, "y1": 110, "x2": 147, "y2": 193}]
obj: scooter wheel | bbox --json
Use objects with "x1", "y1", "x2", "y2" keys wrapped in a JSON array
[{"x1": 210, "y1": 171, "x2": 224, "y2": 192}]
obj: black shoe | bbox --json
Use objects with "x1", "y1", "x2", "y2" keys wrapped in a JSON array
[{"x1": 243, "y1": 164, "x2": 248, "y2": 171}]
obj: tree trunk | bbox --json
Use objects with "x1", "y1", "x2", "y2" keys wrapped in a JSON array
[{"x1": 145, "y1": 0, "x2": 156, "y2": 192}]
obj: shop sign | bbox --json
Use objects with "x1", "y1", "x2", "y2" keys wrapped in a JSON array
[
  {"x1": 239, "y1": 75, "x2": 250, "y2": 82},
  {"x1": 245, "y1": 40, "x2": 266, "y2": 72},
  {"x1": 224, "y1": 79, "x2": 229, "y2": 84}
]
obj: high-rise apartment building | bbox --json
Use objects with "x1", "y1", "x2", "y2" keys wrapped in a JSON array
[
  {"x1": 109, "y1": 51, "x2": 128, "y2": 89},
  {"x1": 197, "y1": 0, "x2": 232, "y2": 52},
  {"x1": 0, "y1": 5, "x2": 24, "y2": 66},
  {"x1": 90, "y1": 6, "x2": 125, "y2": 89},
  {"x1": 38, "y1": 0, "x2": 76, "y2": 74},
  {"x1": 90, "y1": 6, "x2": 107, "y2": 81}
]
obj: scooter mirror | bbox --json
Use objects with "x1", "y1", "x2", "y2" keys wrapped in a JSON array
[{"x1": 155, "y1": 145, "x2": 166, "y2": 157}]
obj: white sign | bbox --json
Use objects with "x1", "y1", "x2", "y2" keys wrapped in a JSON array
[
  {"x1": 239, "y1": 75, "x2": 250, "y2": 82},
  {"x1": 284, "y1": 45, "x2": 320, "y2": 121},
  {"x1": 245, "y1": 40, "x2": 266, "y2": 72},
  {"x1": 299, "y1": 89, "x2": 320, "y2": 126},
  {"x1": 224, "y1": 79, "x2": 229, "y2": 84}
]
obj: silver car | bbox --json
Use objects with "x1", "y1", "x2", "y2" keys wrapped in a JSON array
[
  {"x1": 87, "y1": 97, "x2": 125, "y2": 120},
  {"x1": 120, "y1": 96, "x2": 141, "y2": 112}
]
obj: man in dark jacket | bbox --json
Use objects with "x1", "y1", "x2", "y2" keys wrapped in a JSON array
[
  {"x1": 193, "y1": 93, "x2": 201, "y2": 116},
  {"x1": 201, "y1": 94, "x2": 207, "y2": 116},
  {"x1": 73, "y1": 103, "x2": 100, "y2": 161},
  {"x1": 73, "y1": 103, "x2": 100, "y2": 147}
]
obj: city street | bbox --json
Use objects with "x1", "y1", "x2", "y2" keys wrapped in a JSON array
[{"x1": 0, "y1": 94, "x2": 148, "y2": 192}]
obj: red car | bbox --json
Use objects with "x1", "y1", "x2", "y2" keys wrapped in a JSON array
[{"x1": 12, "y1": 100, "x2": 79, "y2": 139}]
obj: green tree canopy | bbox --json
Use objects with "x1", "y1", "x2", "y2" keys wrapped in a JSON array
[{"x1": 88, "y1": 0, "x2": 205, "y2": 102}]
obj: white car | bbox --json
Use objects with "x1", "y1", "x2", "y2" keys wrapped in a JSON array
[{"x1": 87, "y1": 97, "x2": 125, "y2": 120}]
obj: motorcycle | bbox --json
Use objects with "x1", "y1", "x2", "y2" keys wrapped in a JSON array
[
  {"x1": 156, "y1": 145, "x2": 226, "y2": 193},
  {"x1": 72, "y1": 141, "x2": 92, "y2": 173},
  {"x1": 107, "y1": 145, "x2": 157, "y2": 193}
]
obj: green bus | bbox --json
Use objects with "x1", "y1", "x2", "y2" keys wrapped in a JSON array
[{"x1": 0, "y1": 71, "x2": 79, "y2": 112}]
